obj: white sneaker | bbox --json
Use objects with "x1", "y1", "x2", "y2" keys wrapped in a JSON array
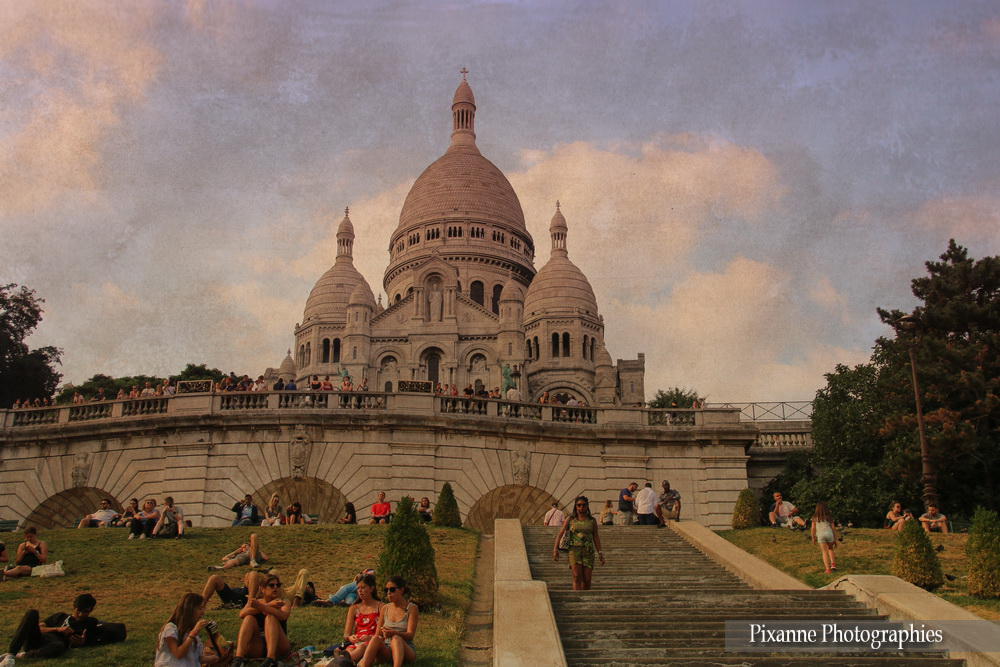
[
  {"x1": 250, "y1": 559, "x2": 259, "y2": 568},
  {"x1": 127, "y1": 533, "x2": 135, "y2": 540},
  {"x1": 138, "y1": 534, "x2": 146, "y2": 540}
]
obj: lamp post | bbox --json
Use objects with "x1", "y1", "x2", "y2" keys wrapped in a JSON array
[{"x1": 892, "y1": 315, "x2": 939, "y2": 509}]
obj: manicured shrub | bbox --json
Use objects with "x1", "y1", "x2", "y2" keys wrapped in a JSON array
[
  {"x1": 890, "y1": 517, "x2": 943, "y2": 591},
  {"x1": 432, "y1": 481, "x2": 462, "y2": 527},
  {"x1": 731, "y1": 488, "x2": 762, "y2": 529},
  {"x1": 377, "y1": 496, "x2": 439, "y2": 608},
  {"x1": 966, "y1": 507, "x2": 1000, "y2": 599}
]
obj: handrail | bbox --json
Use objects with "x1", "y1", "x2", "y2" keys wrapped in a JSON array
[{"x1": 705, "y1": 401, "x2": 813, "y2": 422}]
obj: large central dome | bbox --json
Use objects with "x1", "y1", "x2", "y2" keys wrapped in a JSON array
[{"x1": 395, "y1": 78, "x2": 526, "y2": 233}]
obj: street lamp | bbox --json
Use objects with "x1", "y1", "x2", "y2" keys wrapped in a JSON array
[{"x1": 892, "y1": 315, "x2": 939, "y2": 509}]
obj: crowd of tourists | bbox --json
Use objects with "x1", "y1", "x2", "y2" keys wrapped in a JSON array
[{"x1": 1, "y1": 491, "x2": 427, "y2": 666}]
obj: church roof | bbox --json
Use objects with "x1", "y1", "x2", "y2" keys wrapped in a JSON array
[
  {"x1": 524, "y1": 204, "x2": 599, "y2": 319},
  {"x1": 349, "y1": 282, "x2": 377, "y2": 309},
  {"x1": 279, "y1": 350, "x2": 297, "y2": 377},
  {"x1": 302, "y1": 209, "x2": 374, "y2": 321}
]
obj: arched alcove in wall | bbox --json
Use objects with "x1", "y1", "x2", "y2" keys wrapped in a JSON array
[
  {"x1": 465, "y1": 484, "x2": 559, "y2": 532},
  {"x1": 250, "y1": 476, "x2": 346, "y2": 524},
  {"x1": 26, "y1": 487, "x2": 124, "y2": 530}
]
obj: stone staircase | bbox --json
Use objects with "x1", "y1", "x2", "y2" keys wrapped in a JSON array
[{"x1": 522, "y1": 525, "x2": 963, "y2": 666}]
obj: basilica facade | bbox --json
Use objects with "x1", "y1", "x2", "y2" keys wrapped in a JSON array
[{"x1": 283, "y1": 77, "x2": 645, "y2": 406}]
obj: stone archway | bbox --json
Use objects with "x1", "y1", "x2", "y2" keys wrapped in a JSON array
[
  {"x1": 251, "y1": 476, "x2": 346, "y2": 524},
  {"x1": 465, "y1": 484, "x2": 559, "y2": 532},
  {"x1": 26, "y1": 487, "x2": 124, "y2": 530}
]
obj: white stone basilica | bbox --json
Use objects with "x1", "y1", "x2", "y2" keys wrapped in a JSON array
[{"x1": 282, "y1": 76, "x2": 645, "y2": 405}]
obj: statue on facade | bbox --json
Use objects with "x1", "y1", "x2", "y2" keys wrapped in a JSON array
[
  {"x1": 71, "y1": 452, "x2": 91, "y2": 488},
  {"x1": 289, "y1": 425, "x2": 310, "y2": 479},
  {"x1": 512, "y1": 449, "x2": 530, "y2": 486},
  {"x1": 428, "y1": 284, "x2": 443, "y2": 322},
  {"x1": 501, "y1": 363, "x2": 514, "y2": 393}
]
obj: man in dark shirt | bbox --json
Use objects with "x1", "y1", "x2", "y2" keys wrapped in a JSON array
[
  {"x1": 3, "y1": 594, "x2": 124, "y2": 659},
  {"x1": 231, "y1": 494, "x2": 260, "y2": 526},
  {"x1": 617, "y1": 482, "x2": 638, "y2": 525}
]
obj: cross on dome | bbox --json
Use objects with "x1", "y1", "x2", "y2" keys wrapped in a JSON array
[{"x1": 460, "y1": 67, "x2": 469, "y2": 81}]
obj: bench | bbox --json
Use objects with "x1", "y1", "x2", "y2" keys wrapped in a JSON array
[{"x1": 0, "y1": 519, "x2": 19, "y2": 532}]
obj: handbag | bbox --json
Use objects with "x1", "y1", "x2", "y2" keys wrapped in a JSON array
[{"x1": 557, "y1": 530, "x2": 570, "y2": 552}]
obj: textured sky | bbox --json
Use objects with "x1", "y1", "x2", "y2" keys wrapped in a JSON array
[{"x1": 2, "y1": 0, "x2": 998, "y2": 402}]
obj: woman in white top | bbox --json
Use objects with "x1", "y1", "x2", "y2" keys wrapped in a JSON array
[
  {"x1": 154, "y1": 592, "x2": 217, "y2": 666},
  {"x1": 262, "y1": 494, "x2": 283, "y2": 527},
  {"x1": 357, "y1": 575, "x2": 418, "y2": 666}
]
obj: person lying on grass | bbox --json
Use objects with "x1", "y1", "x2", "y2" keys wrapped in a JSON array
[
  {"x1": 207, "y1": 533, "x2": 267, "y2": 571},
  {"x1": 202, "y1": 570, "x2": 264, "y2": 609},
  {"x1": 3, "y1": 593, "x2": 125, "y2": 661},
  {"x1": 230, "y1": 573, "x2": 291, "y2": 667}
]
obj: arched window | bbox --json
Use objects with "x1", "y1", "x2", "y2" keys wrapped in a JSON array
[
  {"x1": 491, "y1": 284, "x2": 503, "y2": 315},
  {"x1": 394, "y1": 293, "x2": 401, "y2": 303},
  {"x1": 533, "y1": 336, "x2": 539, "y2": 360},
  {"x1": 333, "y1": 338, "x2": 341, "y2": 363},
  {"x1": 551, "y1": 333, "x2": 560, "y2": 358},
  {"x1": 508, "y1": 342, "x2": 512, "y2": 355},
  {"x1": 322, "y1": 338, "x2": 330, "y2": 363},
  {"x1": 427, "y1": 352, "x2": 441, "y2": 384},
  {"x1": 562, "y1": 332, "x2": 571, "y2": 358},
  {"x1": 471, "y1": 281, "x2": 484, "y2": 306},
  {"x1": 305, "y1": 342, "x2": 311, "y2": 366},
  {"x1": 582, "y1": 335, "x2": 588, "y2": 360},
  {"x1": 590, "y1": 338, "x2": 596, "y2": 361},
  {"x1": 407, "y1": 286, "x2": 414, "y2": 296},
  {"x1": 525, "y1": 340, "x2": 532, "y2": 359},
  {"x1": 353, "y1": 346, "x2": 358, "y2": 360},
  {"x1": 298, "y1": 345, "x2": 305, "y2": 367},
  {"x1": 457, "y1": 281, "x2": 462, "y2": 294},
  {"x1": 630, "y1": 382, "x2": 635, "y2": 393}
]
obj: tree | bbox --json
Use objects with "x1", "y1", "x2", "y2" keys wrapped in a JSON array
[
  {"x1": 731, "y1": 488, "x2": 762, "y2": 529},
  {"x1": 377, "y1": 496, "x2": 439, "y2": 608},
  {"x1": 772, "y1": 241, "x2": 999, "y2": 522},
  {"x1": 648, "y1": 387, "x2": 700, "y2": 409},
  {"x1": 0, "y1": 284, "x2": 62, "y2": 407},
  {"x1": 432, "y1": 482, "x2": 462, "y2": 527},
  {"x1": 172, "y1": 363, "x2": 226, "y2": 383},
  {"x1": 891, "y1": 518, "x2": 943, "y2": 591},
  {"x1": 966, "y1": 507, "x2": 1000, "y2": 599}
]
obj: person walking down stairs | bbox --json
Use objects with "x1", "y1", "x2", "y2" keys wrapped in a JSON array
[{"x1": 552, "y1": 496, "x2": 604, "y2": 591}]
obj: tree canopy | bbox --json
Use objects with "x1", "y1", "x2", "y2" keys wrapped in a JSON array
[
  {"x1": 648, "y1": 387, "x2": 700, "y2": 409},
  {"x1": 0, "y1": 284, "x2": 62, "y2": 408},
  {"x1": 778, "y1": 241, "x2": 999, "y2": 524},
  {"x1": 55, "y1": 363, "x2": 227, "y2": 403}
]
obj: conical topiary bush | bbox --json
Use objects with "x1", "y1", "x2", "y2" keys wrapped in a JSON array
[
  {"x1": 731, "y1": 488, "x2": 762, "y2": 529},
  {"x1": 966, "y1": 507, "x2": 1000, "y2": 598},
  {"x1": 891, "y1": 516, "x2": 943, "y2": 591},
  {"x1": 377, "y1": 496, "x2": 439, "y2": 608},
  {"x1": 432, "y1": 481, "x2": 462, "y2": 527}
]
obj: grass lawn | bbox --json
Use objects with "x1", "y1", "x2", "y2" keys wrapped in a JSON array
[
  {"x1": 0, "y1": 524, "x2": 478, "y2": 666},
  {"x1": 719, "y1": 526, "x2": 1000, "y2": 621}
]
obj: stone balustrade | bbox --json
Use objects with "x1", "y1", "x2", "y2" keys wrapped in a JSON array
[{"x1": 1, "y1": 392, "x2": 753, "y2": 430}]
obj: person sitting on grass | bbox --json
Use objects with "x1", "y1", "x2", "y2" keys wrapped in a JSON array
[
  {"x1": 0, "y1": 541, "x2": 7, "y2": 564},
  {"x1": 77, "y1": 498, "x2": 120, "y2": 528},
  {"x1": 129, "y1": 499, "x2": 161, "y2": 540},
  {"x1": 286, "y1": 568, "x2": 319, "y2": 608},
  {"x1": 884, "y1": 501, "x2": 912, "y2": 530},
  {"x1": 920, "y1": 504, "x2": 949, "y2": 533},
  {"x1": 231, "y1": 573, "x2": 291, "y2": 667},
  {"x1": 153, "y1": 497, "x2": 186, "y2": 539},
  {"x1": 337, "y1": 502, "x2": 357, "y2": 525},
  {"x1": 283, "y1": 502, "x2": 308, "y2": 525},
  {"x1": 262, "y1": 494, "x2": 283, "y2": 527},
  {"x1": 311, "y1": 568, "x2": 376, "y2": 608},
  {"x1": 2, "y1": 527, "x2": 46, "y2": 581},
  {"x1": 115, "y1": 498, "x2": 140, "y2": 527},
  {"x1": 768, "y1": 492, "x2": 806, "y2": 530},
  {"x1": 357, "y1": 575, "x2": 418, "y2": 667},
  {"x1": 231, "y1": 495, "x2": 260, "y2": 527},
  {"x1": 154, "y1": 592, "x2": 219, "y2": 666},
  {"x1": 208, "y1": 533, "x2": 267, "y2": 571},
  {"x1": 417, "y1": 498, "x2": 432, "y2": 523},
  {"x1": 2, "y1": 593, "x2": 125, "y2": 661},
  {"x1": 202, "y1": 570, "x2": 264, "y2": 609},
  {"x1": 369, "y1": 492, "x2": 391, "y2": 524},
  {"x1": 338, "y1": 573, "x2": 381, "y2": 663}
]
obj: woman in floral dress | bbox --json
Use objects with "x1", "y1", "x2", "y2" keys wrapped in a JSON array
[{"x1": 552, "y1": 495, "x2": 605, "y2": 590}]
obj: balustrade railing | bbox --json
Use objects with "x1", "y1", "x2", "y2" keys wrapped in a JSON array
[
  {"x1": 497, "y1": 400, "x2": 542, "y2": 420},
  {"x1": 12, "y1": 408, "x2": 58, "y2": 426},
  {"x1": 551, "y1": 405, "x2": 597, "y2": 424},
  {"x1": 69, "y1": 403, "x2": 113, "y2": 422},
  {"x1": 439, "y1": 396, "x2": 489, "y2": 416},
  {"x1": 647, "y1": 409, "x2": 696, "y2": 426},
  {"x1": 122, "y1": 397, "x2": 169, "y2": 416},
  {"x1": 756, "y1": 431, "x2": 813, "y2": 448}
]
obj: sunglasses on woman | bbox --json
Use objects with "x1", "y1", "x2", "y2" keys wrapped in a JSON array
[
  {"x1": 386, "y1": 586, "x2": 398, "y2": 593},
  {"x1": 267, "y1": 582, "x2": 282, "y2": 589}
]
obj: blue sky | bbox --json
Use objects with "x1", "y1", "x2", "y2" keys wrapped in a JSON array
[{"x1": 2, "y1": 1, "x2": 998, "y2": 401}]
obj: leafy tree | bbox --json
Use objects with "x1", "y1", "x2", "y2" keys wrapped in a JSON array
[
  {"x1": 0, "y1": 284, "x2": 62, "y2": 408},
  {"x1": 432, "y1": 482, "x2": 462, "y2": 527},
  {"x1": 891, "y1": 518, "x2": 943, "y2": 591},
  {"x1": 648, "y1": 387, "x2": 700, "y2": 409},
  {"x1": 772, "y1": 241, "x2": 999, "y2": 523},
  {"x1": 172, "y1": 363, "x2": 226, "y2": 383},
  {"x1": 377, "y1": 496, "x2": 439, "y2": 609},
  {"x1": 56, "y1": 373, "x2": 165, "y2": 403}
]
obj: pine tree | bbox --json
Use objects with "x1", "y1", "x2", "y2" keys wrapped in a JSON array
[
  {"x1": 731, "y1": 488, "x2": 762, "y2": 529},
  {"x1": 966, "y1": 507, "x2": 1000, "y2": 598},
  {"x1": 891, "y1": 518, "x2": 943, "y2": 591},
  {"x1": 377, "y1": 496, "x2": 439, "y2": 608},
  {"x1": 432, "y1": 482, "x2": 461, "y2": 527}
]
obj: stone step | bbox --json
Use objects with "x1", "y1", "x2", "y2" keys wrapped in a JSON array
[{"x1": 564, "y1": 655, "x2": 963, "y2": 666}]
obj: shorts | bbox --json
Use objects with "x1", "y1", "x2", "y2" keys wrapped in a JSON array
[
  {"x1": 815, "y1": 528, "x2": 835, "y2": 543},
  {"x1": 928, "y1": 524, "x2": 942, "y2": 533},
  {"x1": 85, "y1": 519, "x2": 103, "y2": 528},
  {"x1": 776, "y1": 515, "x2": 794, "y2": 526},
  {"x1": 219, "y1": 584, "x2": 249, "y2": 606},
  {"x1": 232, "y1": 550, "x2": 264, "y2": 566}
]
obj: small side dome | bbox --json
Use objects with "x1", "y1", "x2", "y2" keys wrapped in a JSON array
[
  {"x1": 349, "y1": 282, "x2": 377, "y2": 309},
  {"x1": 453, "y1": 79, "x2": 476, "y2": 106},
  {"x1": 595, "y1": 345, "x2": 613, "y2": 369},
  {"x1": 278, "y1": 349, "x2": 297, "y2": 380},
  {"x1": 499, "y1": 277, "x2": 524, "y2": 302}
]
